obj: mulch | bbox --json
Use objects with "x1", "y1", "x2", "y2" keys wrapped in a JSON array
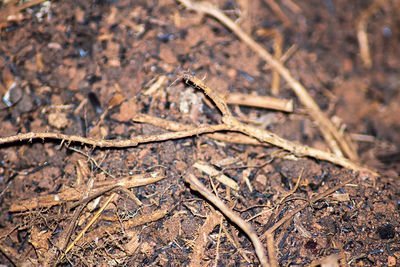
[{"x1": 0, "y1": 0, "x2": 399, "y2": 266}]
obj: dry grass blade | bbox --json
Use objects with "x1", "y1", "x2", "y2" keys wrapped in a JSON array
[{"x1": 60, "y1": 192, "x2": 117, "y2": 261}]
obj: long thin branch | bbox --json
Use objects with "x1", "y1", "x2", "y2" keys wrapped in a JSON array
[{"x1": 0, "y1": 124, "x2": 230, "y2": 148}]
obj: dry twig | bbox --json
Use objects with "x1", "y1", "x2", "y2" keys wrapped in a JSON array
[
  {"x1": 178, "y1": 0, "x2": 358, "y2": 161},
  {"x1": 356, "y1": 0, "x2": 387, "y2": 68},
  {"x1": 265, "y1": 233, "x2": 278, "y2": 267},
  {"x1": 185, "y1": 173, "x2": 269, "y2": 267},
  {"x1": 214, "y1": 217, "x2": 224, "y2": 267},
  {"x1": 0, "y1": 75, "x2": 377, "y2": 183},
  {"x1": 254, "y1": 28, "x2": 283, "y2": 96},
  {"x1": 226, "y1": 93, "x2": 292, "y2": 112},
  {"x1": 9, "y1": 172, "x2": 164, "y2": 212},
  {"x1": 182, "y1": 74, "x2": 377, "y2": 175},
  {"x1": 58, "y1": 176, "x2": 95, "y2": 258},
  {"x1": 190, "y1": 209, "x2": 223, "y2": 266},
  {"x1": 193, "y1": 161, "x2": 239, "y2": 190},
  {"x1": 0, "y1": 0, "x2": 47, "y2": 28},
  {"x1": 133, "y1": 113, "x2": 269, "y2": 146},
  {"x1": 0, "y1": 124, "x2": 229, "y2": 148}
]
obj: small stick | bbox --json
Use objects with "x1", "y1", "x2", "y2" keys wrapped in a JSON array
[
  {"x1": 185, "y1": 173, "x2": 269, "y2": 267},
  {"x1": 356, "y1": 0, "x2": 387, "y2": 68},
  {"x1": 143, "y1": 75, "x2": 167, "y2": 96},
  {"x1": 193, "y1": 161, "x2": 239, "y2": 190},
  {"x1": 9, "y1": 172, "x2": 164, "y2": 212},
  {"x1": 1, "y1": 76, "x2": 377, "y2": 181},
  {"x1": 254, "y1": 28, "x2": 283, "y2": 95},
  {"x1": 77, "y1": 207, "x2": 169, "y2": 246},
  {"x1": 226, "y1": 93, "x2": 292, "y2": 112},
  {"x1": 265, "y1": 233, "x2": 278, "y2": 267},
  {"x1": 213, "y1": 217, "x2": 224, "y2": 267},
  {"x1": 59, "y1": 177, "x2": 95, "y2": 255},
  {"x1": 133, "y1": 113, "x2": 270, "y2": 146}
]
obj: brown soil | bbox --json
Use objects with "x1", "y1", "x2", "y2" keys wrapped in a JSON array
[{"x1": 0, "y1": 0, "x2": 399, "y2": 266}]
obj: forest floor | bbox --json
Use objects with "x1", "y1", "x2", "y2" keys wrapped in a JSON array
[{"x1": 0, "y1": 0, "x2": 399, "y2": 266}]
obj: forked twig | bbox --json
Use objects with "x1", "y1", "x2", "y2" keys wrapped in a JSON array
[
  {"x1": 178, "y1": 0, "x2": 359, "y2": 161},
  {"x1": 185, "y1": 173, "x2": 269, "y2": 267},
  {"x1": 182, "y1": 74, "x2": 377, "y2": 176}
]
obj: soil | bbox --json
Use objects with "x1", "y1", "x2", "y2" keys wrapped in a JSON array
[{"x1": 0, "y1": 0, "x2": 399, "y2": 266}]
